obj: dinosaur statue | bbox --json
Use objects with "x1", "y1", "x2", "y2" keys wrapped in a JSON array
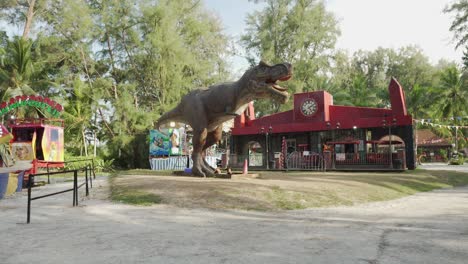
[{"x1": 157, "y1": 61, "x2": 292, "y2": 177}]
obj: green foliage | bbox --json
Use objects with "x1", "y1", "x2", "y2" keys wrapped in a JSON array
[
  {"x1": 444, "y1": 0, "x2": 468, "y2": 49},
  {"x1": 0, "y1": 0, "x2": 466, "y2": 169},
  {"x1": 64, "y1": 153, "x2": 114, "y2": 172},
  {"x1": 242, "y1": 0, "x2": 340, "y2": 115},
  {"x1": 449, "y1": 156, "x2": 465, "y2": 165}
]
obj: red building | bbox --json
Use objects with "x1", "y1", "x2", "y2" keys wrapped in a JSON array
[{"x1": 229, "y1": 78, "x2": 415, "y2": 170}]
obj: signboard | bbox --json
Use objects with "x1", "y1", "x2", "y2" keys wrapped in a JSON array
[
  {"x1": 149, "y1": 128, "x2": 183, "y2": 156},
  {"x1": 0, "y1": 95, "x2": 63, "y2": 117}
]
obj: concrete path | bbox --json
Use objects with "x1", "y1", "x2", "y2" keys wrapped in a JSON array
[
  {"x1": 1, "y1": 177, "x2": 468, "y2": 264},
  {"x1": 419, "y1": 163, "x2": 468, "y2": 172}
]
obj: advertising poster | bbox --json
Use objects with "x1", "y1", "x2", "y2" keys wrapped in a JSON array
[
  {"x1": 42, "y1": 127, "x2": 64, "y2": 162},
  {"x1": 11, "y1": 142, "x2": 34, "y2": 161},
  {"x1": 149, "y1": 128, "x2": 183, "y2": 156}
]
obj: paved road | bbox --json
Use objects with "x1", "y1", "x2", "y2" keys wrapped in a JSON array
[
  {"x1": 1, "y1": 177, "x2": 468, "y2": 264},
  {"x1": 419, "y1": 163, "x2": 468, "y2": 172}
]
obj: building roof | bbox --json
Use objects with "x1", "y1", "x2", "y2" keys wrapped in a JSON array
[
  {"x1": 416, "y1": 129, "x2": 452, "y2": 147},
  {"x1": 232, "y1": 78, "x2": 413, "y2": 135}
]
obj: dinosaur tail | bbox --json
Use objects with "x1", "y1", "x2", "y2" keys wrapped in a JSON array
[{"x1": 156, "y1": 106, "x2": 182, "y2": 129}]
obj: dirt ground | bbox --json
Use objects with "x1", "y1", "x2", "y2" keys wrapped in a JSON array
[{"x1": 1, "y1": 171, "x2": 468, "y2": 264}]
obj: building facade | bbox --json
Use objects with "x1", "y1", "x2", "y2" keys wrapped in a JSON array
[{"x1": 229, "y1": 78, "x2": 415, "y2": 171}]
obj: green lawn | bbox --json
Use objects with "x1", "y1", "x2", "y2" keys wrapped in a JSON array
[{"x1": 109, "y1": 169, "x2": 468, "y2": 210}]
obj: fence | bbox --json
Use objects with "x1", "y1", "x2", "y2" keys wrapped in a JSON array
[
  {"x1": 333, "y1": 152, "x2": 405, "y2": 169},
  {"x1": 286, "y1": 151, "x2": 325, "y2": 171},
  {"x1": 26, "y1": 165, "x2": 93, "y2": 224},
  {"x1": 149, "y1": 155, "x2": 218, "y2": 171},
  {"x1": 31, "y1": 158, "x2": 96, "y2": 185}
]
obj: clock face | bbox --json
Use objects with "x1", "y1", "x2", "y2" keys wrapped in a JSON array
[{"x1": 301, "y1": 98, "x2": 318, "y2": 116}]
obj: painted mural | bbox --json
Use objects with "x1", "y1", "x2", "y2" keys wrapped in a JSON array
[
  {"x1": 11, "y1": 142, "x2": 34, "y2": 161},
  {"x1": 42, "y1": 127, "x2": 64, "y2": 162},
  {"x1": 149, "y1": 128, "x2": 183, "y2": 156}
]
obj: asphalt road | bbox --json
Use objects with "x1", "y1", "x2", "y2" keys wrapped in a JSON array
[{"x1": 1, "y1": 175, "x2": 467, "y2": 264}]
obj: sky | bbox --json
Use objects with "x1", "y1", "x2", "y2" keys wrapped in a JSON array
[
  {"x1": 204, "y1": 0, "x2": 463, "y2": 73},
  {"x1": 2, "y1": 0, "x2": 462, "y2": 73}
]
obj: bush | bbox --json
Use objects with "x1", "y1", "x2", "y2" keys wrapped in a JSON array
[
  {"x1": 449, "y1": 156, "x2": 465, "y2": 165},
  {"x1": 64, "y1": 153, "x2": 114, "y2": 172}
]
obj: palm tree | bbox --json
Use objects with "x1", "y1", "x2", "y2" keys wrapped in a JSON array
[
  {"x1": 62, "y1": 79, "x2": 94, "y2": 156},
  {"x1": 0, "y1": 38, "x2": 36, "y2": 99},
  {"x1": 436, "y1": 66, "x2": 468, "y2": 119}
]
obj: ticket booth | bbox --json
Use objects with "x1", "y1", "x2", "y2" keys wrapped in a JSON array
[{"x1": 9, "y1": 118, "x2": 65, "y2": 183}]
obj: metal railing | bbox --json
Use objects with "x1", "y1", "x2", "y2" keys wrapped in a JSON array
[
  {"x1": 26, "y1": 165, "x2": 93, "y2": 224},
  {"x1": 286, "y1": 151, "x2": 325, "y2": 171},
  {"x1": 40, "y1": 158, "x2": 96, "y2": 184}
]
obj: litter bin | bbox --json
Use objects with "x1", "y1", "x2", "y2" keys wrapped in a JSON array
[
  {"x1": 269, "y1": 160, "x2": 275, "y2": 169},
  {"x1": 393, "y1": 159, "x2": 403, "y2": 169}
]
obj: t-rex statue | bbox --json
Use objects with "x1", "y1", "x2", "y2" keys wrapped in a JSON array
[{"x1": 157, "y1": 61, "x2": 292, "y2": 177}]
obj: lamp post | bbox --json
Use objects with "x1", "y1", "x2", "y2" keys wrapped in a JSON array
[
  {"x1": 382, "y1": 116, "x2": 397, "y2": 169},
  {"x1": 327, "y1": 122, "x2": 340, "y2": 169},
  {"x1": 261, "y1": 125, "x2": 273, "y2": 170}
]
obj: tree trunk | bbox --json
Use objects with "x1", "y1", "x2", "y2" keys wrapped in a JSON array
[
  {"x1": 82, "y1": 129, "x2": 88, "y2": 157},
  {"x1": 22, "y1": 0, "x2": 36, "y2": 39}
]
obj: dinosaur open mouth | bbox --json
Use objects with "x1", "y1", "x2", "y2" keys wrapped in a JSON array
[{"x1": 267, "y1": 75, "x2": 291, "y2": 92}]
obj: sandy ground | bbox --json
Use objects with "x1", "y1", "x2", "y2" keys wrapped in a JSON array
[{"x1": 1, "y1": 175, "x2": 468, "y2": 264}]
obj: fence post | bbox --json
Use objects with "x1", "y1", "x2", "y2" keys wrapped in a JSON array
[
  {"x1": 27, "y1": 174, "x2": 32, "y2": 224},
  {"x1": 85, "y1": 166, "x2": 89, "y2": 196},
  {"x1": 73, "y1": 170, "x2": 77, "y2": 206},
  {"x1": 88, "y1": 164, "x2": 93, "y2": 188},
  {"x1": 47, "y1": 163, "x2": 50, "y2": 184},
  {"x1": 91, "y1": 159, "x2": 96, "y2": 179}
]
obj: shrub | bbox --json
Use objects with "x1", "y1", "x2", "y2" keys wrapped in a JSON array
[{"x1": 449, "y1": 156, "x2": 465, "y2": 165}]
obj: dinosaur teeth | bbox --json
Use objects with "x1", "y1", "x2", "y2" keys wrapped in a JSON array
[{"x1": 272, "y1": 84, "x2": 287, "y2": 92}]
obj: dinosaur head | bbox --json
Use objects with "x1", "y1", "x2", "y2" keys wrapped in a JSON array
[{"x1": 243, "y1": 61, "x2": 293, "y2": 104}]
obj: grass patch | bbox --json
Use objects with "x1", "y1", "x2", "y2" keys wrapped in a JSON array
[
  {"x1": 266, "y1": 186, "x2": 308, "y2": 210},
  {"x1": 109, "y1": 169, "x2": 468, "y2": 210},
  {"x1": 109, "y1": 174, "x2": 163, "y2": 206},
  {"x1": 110, "y1": 188, "x2": 162, "y2": 206}
]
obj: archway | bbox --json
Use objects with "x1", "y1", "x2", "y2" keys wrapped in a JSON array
[{"x1": 247, "y1": 141, "x2": 263, "y2": 166}]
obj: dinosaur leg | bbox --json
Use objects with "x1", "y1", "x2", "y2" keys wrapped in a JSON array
[
  {"x1": 201, "y1": 126, "x2": 223, "y2": 175},
  {"x1": 191, "y1": 127, "x2": 208, "y2": 177},
  {"x1": 201, "y1": 150, "x2": 215, "y2": 177}
]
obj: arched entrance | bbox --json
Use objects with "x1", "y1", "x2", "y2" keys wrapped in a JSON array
[{"x1": 247, "y1": 141, "x2": 263, "y2": 166}]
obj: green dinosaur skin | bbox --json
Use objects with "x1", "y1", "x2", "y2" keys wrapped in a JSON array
[{"x1": 157, "y1": 61, "x2": 292, "y2": 177}]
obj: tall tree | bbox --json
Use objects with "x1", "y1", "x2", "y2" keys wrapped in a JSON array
[
  {"x1": 444, "y1": 0, "x2": 468, "y2": 49},
  {"x1": 242, "y1": 0, "x2": 340, "y2": 115},
  {"x1": 435, "y1": 65, "x2": 468, "y2": 119}
]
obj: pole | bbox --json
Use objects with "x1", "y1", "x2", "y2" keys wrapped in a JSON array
[
  {"x1": 85, "y1": 166, "x2": 89, "y2": 196},
  {"x1": 266, "y1": 132, "x2": 269, "y2": 170},
  {"x1": 27, "y1": 174, "x2": 32, "y2": 224},
  {"x1": 91, "y1": 159, "x2": 96, "y2": 179},
  {"x1": 47, "y1": 163, "x2": 50, "y2": 184},
  {"x1": 389, "y1": 124, "x2": 393, "y2": 169},
  {"x1": 73, "y1": 170, "x2": 78, "y2": 206}
]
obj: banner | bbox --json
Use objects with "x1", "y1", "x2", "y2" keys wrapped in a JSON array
[{"x1": 0, "y1": 95, "x2": 63, "y2": 117}]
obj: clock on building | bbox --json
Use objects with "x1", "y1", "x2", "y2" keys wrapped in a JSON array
[{"x1": 301, "y1": 98, "x2": 318, "y2": 116}]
